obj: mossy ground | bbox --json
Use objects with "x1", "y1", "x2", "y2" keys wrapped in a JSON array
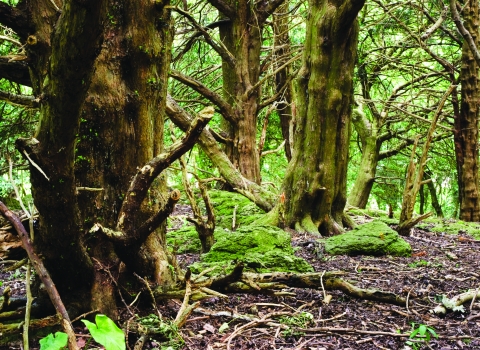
[
  {"x1": 418, "y1": 217, "x2": 480, "y2": 239},
  {"x1": 346, "y1": 207, "x2": 399, "y2": 225}
]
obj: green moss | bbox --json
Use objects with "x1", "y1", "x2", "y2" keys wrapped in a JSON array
[
  {"x1": 418, "y1": 218, "x2": 480, "y2": 239},
  {"x1": 189, "y1": 225, "x2": 313, "y2": 275},
  {"x1": 324, "y1": 221, "x2": 411, "y2": 257},
  {"x1": 166, "y1": 226, "x2": 230, "y2": 254},
  {"x1": 208, "y1": 190, "x2": 265, "y2": 229}
]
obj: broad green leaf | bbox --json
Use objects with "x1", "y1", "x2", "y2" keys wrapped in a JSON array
[
  {"x1": 82, "y1": 314, "x2": 125, "y2": 350},
  {"x1": 418, "y1": 324, "x2": 427, "y2": 336},
  {"x1": 39, "y1": 332, "x2": 68, "y2": 350}
]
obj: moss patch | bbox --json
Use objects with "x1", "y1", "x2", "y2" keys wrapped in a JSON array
[
  {"x1": 418, "y1": 218, "x2": 480, "y2": 239},
  {"x1": 208, "y1": 190, "x2": 265, "y2": 229},
  {"x1": 188, "y1": 225, "x2": 313, "y2": 275},
  {"x1": 324, "y1": 221, "x2": 411, "y2": 257}
]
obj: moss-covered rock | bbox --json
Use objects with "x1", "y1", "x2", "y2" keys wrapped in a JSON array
[
  {"x1": 208, "y1": 190, "x2": 265, "y2": 229},
  {"x1": 324, "y1": 221, "x2": 411, "y2": 257},
  {"x1": 418, "y1": 218, "x2": 480, "y2": 239},
  {"x1": 189, "y1": 225, "x2": 313, "y2": 274}
]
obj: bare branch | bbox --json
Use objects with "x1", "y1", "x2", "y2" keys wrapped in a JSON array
[
  {"x1": 420, "y1": 5, "x2": 448, "y2": 41},
  {"x1": 0, "y1": 89, "x2": 39, "y2": 108},
  {"x1": 170, "y1": 69, "x2": 237, "y2": 123},
  {"x1": 171, "y1": 7, "x2": 235, "y2": 67}
]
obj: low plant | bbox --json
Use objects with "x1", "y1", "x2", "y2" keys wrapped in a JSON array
[
  {"x1": 39, "y1": 314, "x2": 125, "y2": 350},
  {"x1": 405, "y1": 322, "x2": 438, "y2": 350},
  {"x1": 279, "y1": 312, "x2": 315, "y2": 338}
]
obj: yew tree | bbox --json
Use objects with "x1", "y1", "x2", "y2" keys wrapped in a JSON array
[
  {"x1": 280, "y1": 0, "x2": 365, "y2": 235},
  {"x1": 0, "y1": 0, "x2": 212, "y2": 317}
]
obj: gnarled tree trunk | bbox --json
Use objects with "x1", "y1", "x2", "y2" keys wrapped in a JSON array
[
  {"x1": 7, "y1": 0, "x2": 181, "y2": 317},
  {"x1": 281, "y1": 0, "x2": 365, "y2": 235}
]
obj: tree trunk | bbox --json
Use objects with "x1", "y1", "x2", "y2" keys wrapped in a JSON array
[
  {"x1": 425, "y1": 172, "x2": 444, "y2": 217},
  {"x1": 454, "y1": 0, "x2": 480, "y2": 222},
  {"x1": 281, "y1": 0, "x2": 365, "y2": 235},
  {"x1": 273, "y1": 2, "x2": 294, "y2": 161},
  {"x1": 347, "y1": 134, "x2": 379, "y2": 208},
  {"x1": 13, "y1": 0, "x2": 175, "y2": 317},
  {"x1": 218, "y1": 4, "x2": 262, "y2": 184}
]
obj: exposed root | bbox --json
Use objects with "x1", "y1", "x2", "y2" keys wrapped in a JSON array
[{"x1": 154, "y1": 268, "x2": 407, "y2": 306}]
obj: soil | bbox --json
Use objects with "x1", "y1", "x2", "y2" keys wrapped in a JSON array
[{"x1": 1, "y1": 214, "x2": 480, "y2": 349}]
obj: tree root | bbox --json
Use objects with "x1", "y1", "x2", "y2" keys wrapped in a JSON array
[{"x1": 154, "y1": 266, "x2": 407, "y2": 306}]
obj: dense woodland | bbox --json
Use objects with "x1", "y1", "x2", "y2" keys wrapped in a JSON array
[{"x1": 0, "y1": 0, "x2": 480, "y2": 349}]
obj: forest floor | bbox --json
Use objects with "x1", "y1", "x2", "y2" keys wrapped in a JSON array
[{"x1": 1, "y1": 209, "x2": 480, "y2": 349}]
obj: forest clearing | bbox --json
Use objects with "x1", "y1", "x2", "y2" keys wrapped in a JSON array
[{"x1": 1, "y1": 0, "x2": 480, "y2": 349}]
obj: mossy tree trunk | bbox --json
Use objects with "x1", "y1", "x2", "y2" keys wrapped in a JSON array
[
  {"x1": 0, "y1": 0, "x2": 192, "y2": 317},
  {"x1": 453, "y1": 0, "x2": 480, "y2": 222},
  {"x1": 281, "y1": 0, "x2": 365, "y2": 235}
]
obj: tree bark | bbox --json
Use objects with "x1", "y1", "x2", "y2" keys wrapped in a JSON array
[
  {"x1": 281, "y1": 0, "x2": 365, "y2": 235},
  {"x1": 454, "y1": 0, "x2": 480, "y2": 221},
  {"x1": 9, "y1": 0, "x2": 177, "y2": 317}
]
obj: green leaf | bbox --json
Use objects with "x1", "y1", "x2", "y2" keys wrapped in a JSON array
[
  {"x1": 428, "y1": 327, "x2": 438, "y2": 338},
  {"x1": 409, "y1": 328, "x2": 420, "y2": 339},
  {"x1": 39, "y1": 332, "x2": 68, "y2": 350},
  {"x1": 218, "y1": 322, "x2": 229, "y2": 333},
  {"x1": 418, "y1": 324, "x2": 427, "y2": 336},
  {"x1": 82, "y1": 314, "x2": 125, "y2": 350}
]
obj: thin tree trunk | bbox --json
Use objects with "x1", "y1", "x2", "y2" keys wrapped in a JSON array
[
  {"x1": 273, "y1": 2, "x2": 294, "y2": 161},
  {"x1": 454, "y1": 0, "x2": 480, "y2": 221}
]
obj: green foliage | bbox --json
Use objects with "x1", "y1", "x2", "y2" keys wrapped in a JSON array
[
  {"x1": 39, "y1": 315, "x2": 126, "y2": 350},
  {"x1": 136, "y1": 314, "x2": 184, "y2": 348},
  {"x1": 82, "y1": 314, "x2": 125, "y2": 350},
  {"x1": 405, "y1": 323, "x2": 438, "y2": 350},
  {"x1": 408, "y1": 259, "x2": 429, "y2": 268},
  {"x1": 279, "y1": 312, "x2": 314, "y2": 338},
  {"x1": 39, "y1": 332, "x2": 68, "y2": 350}
]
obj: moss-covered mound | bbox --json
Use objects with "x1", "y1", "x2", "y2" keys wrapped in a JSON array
[
  {"x1": 324, "y1": 221, "x2": 411, "y2": 257},
  {"x1": 208, "y1": 190, "x2": 265, "y2": 229},
  {"x1": 418, "y1": 218, "x2": 480, "y2": 239},
  {"x1": 189, "y1": 225, "x2": 313, "y2": 274}
]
